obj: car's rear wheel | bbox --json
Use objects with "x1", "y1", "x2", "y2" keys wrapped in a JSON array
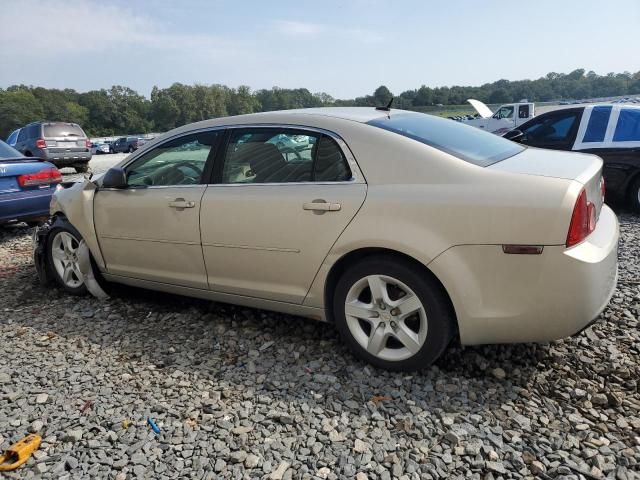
[
  {"x1": 333, "y1": 256, "x2": 455, "y2": 371},
  {"x1": 46, "y1": 222, "x2": 87, "y2": 295},
  {"x1": 74, "y1": 164, "x2": 89, "y2": 174},
  {"x1": 128, "y1": 146, "x2": 134, "y2": 153},
  {"x1": 628, "y1": 176, "x2": 640, "y2": 213}
]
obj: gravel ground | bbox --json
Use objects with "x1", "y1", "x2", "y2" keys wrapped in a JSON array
[{"x1": 0, "y1": 206, "x2": 639, "y2": 479}]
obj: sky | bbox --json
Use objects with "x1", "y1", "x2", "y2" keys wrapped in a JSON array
[{"x1": 0, "y1": 0, "x2": 638, "y2": 99}]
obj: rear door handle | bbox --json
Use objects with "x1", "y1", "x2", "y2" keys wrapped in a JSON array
[
  {"x1": 303, "y1": 201, "x2": 341, "y2": 212},
  {"x1": 168, "y1": 198, "x2": 195, "y2": 209}
]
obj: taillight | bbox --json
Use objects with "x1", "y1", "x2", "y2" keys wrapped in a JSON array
[
  {"x1": 17, "y1": 167, "x2": 62, "y2": 188},
  {"x1": 35, "y1": 138, "x2": 46, "y2": 149},
  {"x1": 600, "y1": 176, "x2": 605, "y2": 203},
  {"x1": 566, "y1": 189, "x2": 596, "y2": 247},
  {"x1": 85, "y1": 139, "x2": 91, "y2": 148}
]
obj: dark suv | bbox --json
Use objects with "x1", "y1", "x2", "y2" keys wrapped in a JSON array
[
  {"x1": 111, "y1": 136, "x2": 142, "y2": 153},
  {"x1": 13, "y1": 122, "x2": 92, "y2": 173}
]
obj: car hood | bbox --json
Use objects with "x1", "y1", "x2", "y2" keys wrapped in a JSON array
[{"x1": 467, "y1": 99, "x2": 493, "y2": 119}]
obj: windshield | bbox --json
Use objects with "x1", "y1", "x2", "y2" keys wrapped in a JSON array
[
  {"x1": 367, "y1": 111, "x2": 524, "y2": 166},
  {"x1": 0, "y1": 140, "x2": 23, "y2": 159},
  {"x1": 43, "y1": 124, "x2": 86, "y2": 138}
]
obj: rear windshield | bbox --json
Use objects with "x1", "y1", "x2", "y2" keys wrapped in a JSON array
[
  {"x1": 43, "y1": 124, "x2": 86, "y2": 138},
  {"x1": 0, "y1": 140, "x2": 23, "y2": 159},
  {"x1": 367, "y1": 112, "x2": 524, "y2": 166}
]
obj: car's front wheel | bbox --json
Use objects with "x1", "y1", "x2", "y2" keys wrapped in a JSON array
[
  {"x1": 46, "y1": 221, "x2": 87, "y2": 295},
  {"x1": 333, "y1": 256, "x2": 455, "y2": 371}
]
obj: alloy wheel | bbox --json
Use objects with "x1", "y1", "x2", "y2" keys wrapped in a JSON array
[
  {"x1": 344, "y1": 274, "x2": 428, "y2": 362},
  {"x1": 51, "y1": 231, "x2": 84, "y2": 289}
]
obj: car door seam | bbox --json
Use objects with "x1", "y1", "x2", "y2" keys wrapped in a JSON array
[{"x1": 302, "y1": 183, "x2": 369, "y2": 305}]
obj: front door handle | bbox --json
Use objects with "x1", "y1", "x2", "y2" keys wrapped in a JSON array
[
  {"x1": 303, "y1": 201, "x2": 341, "y2": 212},
  {"x1": 168, "y1": 198, "x2": 195, "y2": 209}
]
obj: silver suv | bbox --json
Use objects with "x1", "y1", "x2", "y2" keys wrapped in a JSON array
[{"x1": 13, "y1": 122, "x2": 92, "y2": 173}]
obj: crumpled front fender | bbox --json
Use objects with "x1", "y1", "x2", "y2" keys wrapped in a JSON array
[{"x1": 49, "y1": 179, "x2": 105, "y2": 269}]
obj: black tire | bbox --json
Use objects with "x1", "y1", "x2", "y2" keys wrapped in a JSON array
[
  {"x1": 628, "y1": 176, "x2": 640, "y2": 213},
  {"x1": 46, "y1": 219, "x2": 87, "y2": 295},
  {"x1": 333, "y1": 256, "x2": 455, "y2": 371},
  {"x1": 128, "y1": 146, "x2": 134, "y2": 153},
  {"x1": 75, "y1": 164, "x2": 89, "y2": 174}
]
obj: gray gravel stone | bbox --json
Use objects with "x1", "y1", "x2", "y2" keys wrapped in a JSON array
[{"x1": 1, "y1": 211, "x2": 639, "y2": 479}]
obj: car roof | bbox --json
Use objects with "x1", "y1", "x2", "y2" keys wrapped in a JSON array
[
  {"x1": 167, "y1": 107, "x2": 419, "y2": 137},
  {"x1": 273, "y1": 107, "x2": 392, "y2": 123}
]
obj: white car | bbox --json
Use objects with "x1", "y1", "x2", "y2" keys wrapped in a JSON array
[
  {"x1": 90, "y1": 142, "x2": 110, "y2": 155},
  {"x1": 34, "y1": 107, "x2": 618, "y2": 370}
]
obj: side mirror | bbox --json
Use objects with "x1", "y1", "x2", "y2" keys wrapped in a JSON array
[
  {"x1": 503, "y1": 129, "x2": 524, "y2": 142},
  {"x1": 101, "y1": 167, "x2": 128, "y2": 189}
]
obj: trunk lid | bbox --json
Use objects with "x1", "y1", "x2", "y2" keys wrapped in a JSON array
[
  {"x1": 488, "y1": 147, "x2": 604, "y2": 217},
  {"x1": 0, "y1": 158, "x2": 58, "y2": 194}
]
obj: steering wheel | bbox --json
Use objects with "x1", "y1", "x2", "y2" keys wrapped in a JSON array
[{"x1": 153, "y1": 160, "x2": 202, "y2": 185}]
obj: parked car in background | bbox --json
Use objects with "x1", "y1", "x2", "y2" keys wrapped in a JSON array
[
  {"x1": 111, "y1": 136, "x2": 142, "y2": 153},
  {"x1": 0, "y1": 140, "x2": 62, "y2": 226},
  {"x1": 504, "y1": 104, "x2": 640, "y2": 211},
  {"x1": 12, "y1": 122, "x2": 91, "y2": 173},
  {"x1": 6, "y1": 128, "x2": 20, "y2": 147},
  {"x1": 90, "y1": 141, "x2": 110, "y2": 155},
  {"x1": 456, "y1": 99, "x2": 536, "y2": 135},
  {"x1": 35, "y1": 107, "x2": 618, "y2": 371}
]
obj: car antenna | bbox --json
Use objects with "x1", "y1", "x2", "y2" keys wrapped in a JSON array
[{"x1": 375, "y1": 97, "x2": 394, "y2": 112}]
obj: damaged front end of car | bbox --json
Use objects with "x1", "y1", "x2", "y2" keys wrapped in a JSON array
[{"x1": 32, "y1": 179, "x2": 109, "y2": 299}]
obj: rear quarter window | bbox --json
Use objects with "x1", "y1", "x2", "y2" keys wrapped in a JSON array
[
  {"x1": 613, "y1": 108, "x2": 640, "y2": 142},
  {"x1": 367, "y1": 112, "x2": 524, "y2": 166}
]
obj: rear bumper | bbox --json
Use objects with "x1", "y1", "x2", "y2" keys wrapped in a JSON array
[
  {"x1": 0, "y1": 188, "x2": 53, "y2": 223},
  {"x1": 429, "y1": 205, "x2": 619, "y2": 345},
  {"x1": 44, "y1": 151, "x2": 92, "y2": 166}
]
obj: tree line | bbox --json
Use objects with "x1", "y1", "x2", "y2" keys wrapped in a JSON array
[{"x1": 1, "y1": 69, "x2": 639, "y2": 138}]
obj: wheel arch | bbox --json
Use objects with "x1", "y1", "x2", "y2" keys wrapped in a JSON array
[
  {"x1": 625, "y1": 169, "x2": 640, "y2": 200},
  {"x1": 323, "y1": 247, "x2": 458, "y2": 336}
]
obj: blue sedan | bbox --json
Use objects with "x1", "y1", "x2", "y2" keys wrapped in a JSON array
[{"x1": 0, "y1": 140, "x2": 62, "y2": 226}]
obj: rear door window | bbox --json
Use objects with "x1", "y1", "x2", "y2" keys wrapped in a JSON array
[
  {"x1": 43, "y1": 124, "x2": 86, "y2": 138},
  {"x1": 522, "y1": 112, "x2": 580, "y2": 142},
  {"x1": 582, "y1": 106, "x2": 612, "y2": 143},
  {"x1": 219, "y1": 129, "x2": 352, "y2": 184},
  {"x1": 613, "y1": 108, "x2": 640, "y2": 142}
]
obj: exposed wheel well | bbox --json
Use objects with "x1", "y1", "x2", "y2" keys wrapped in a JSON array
[
  {"x1": 626, "y1": 172, "x2": 640, "y2": 197},
  {"x1": 323, "y1": 247, "x2": 458, "y2": 334}
]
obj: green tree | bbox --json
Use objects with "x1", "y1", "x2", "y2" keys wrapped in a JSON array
[
  {"x1": 0, "y1": 89, "x2": 45, "y2": 138},
  {"x1": 373, "y1": 85, "x2": 393, "y2": 105}
]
